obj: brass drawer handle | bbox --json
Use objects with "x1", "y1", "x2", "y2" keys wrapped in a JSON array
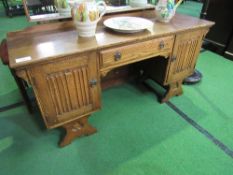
[
  {"x1": 159, "y1": 41, "x2": 165, "y2": 49},
  {"x1": 114, "y1": 51, "x2": 122, "y2": 61}
]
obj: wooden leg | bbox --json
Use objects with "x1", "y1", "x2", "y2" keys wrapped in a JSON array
[
  {"x1": 161, "y1": 80, "x2": 183, "y2": 103},
  {"x1": 11, "y1": 70, "x2": 33, "y2": 113},
  {"x1": 59, "y1": 115, "x2": 97, "y2": 147}
]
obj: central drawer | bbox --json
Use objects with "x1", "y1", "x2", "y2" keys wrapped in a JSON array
[{"x1": 100, "y1": 35, "x2": 174, "y2": 70}]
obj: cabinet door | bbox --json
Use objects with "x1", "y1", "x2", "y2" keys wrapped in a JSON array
[
  {"x1": 165, "y1": 29, "x2": 206, "y2": 84},
  {"x1": 29, "y1": 52, "x2": 101, "y2": 128}
]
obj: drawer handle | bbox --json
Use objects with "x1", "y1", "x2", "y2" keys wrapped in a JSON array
[
  {"x1": 159, "y1": 41, "x2": 165, "y2": 49},
  {"x1": 114, "y1": 51, "x2": 122, "y2": 61}
]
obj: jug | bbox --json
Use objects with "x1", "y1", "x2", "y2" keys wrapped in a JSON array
[
  {"x1": 156, "y1": 0, "x2": 183, "y2": 23},
  {"x1": 69, "y1": 0, "x2": 107, "y2": 37}
]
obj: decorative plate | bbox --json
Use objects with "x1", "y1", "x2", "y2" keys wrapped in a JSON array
[{"x1": 103, "y1": 16, "x2": 153, "y2": 33}]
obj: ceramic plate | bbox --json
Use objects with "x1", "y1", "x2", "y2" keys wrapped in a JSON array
[{"x1": 103, "y1": 16, "x2": 153, "y2": 33}]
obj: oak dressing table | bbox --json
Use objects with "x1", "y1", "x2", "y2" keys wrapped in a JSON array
[{"x1": 7, "y1": 9, "x2": 214, "y2": 147}]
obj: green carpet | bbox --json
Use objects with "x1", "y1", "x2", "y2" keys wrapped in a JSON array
[
  {"x1": 176, "y1": 0, "x2": 202, "y2": 17},
  {"x1": 170, "y1": 51, "x2": 233, "y2": 150},
  {"x1": 1, "y1": 84, "x2": 233, "y2": 175}
]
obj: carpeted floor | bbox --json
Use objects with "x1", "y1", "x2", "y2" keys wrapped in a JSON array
[
  {"x1": 1, "y1": 1, "x2": 233, "y2": 175},
  {"x1": 1, "y1": 80, "x2": 233, "y2": 175},
  {"x1": 171, "y1": 51, "x2": 233, "y2": 150}
]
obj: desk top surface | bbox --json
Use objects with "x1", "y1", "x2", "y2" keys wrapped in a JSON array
[{"x1": 7, "y1": 12, "x2": 214, "y2": 69}]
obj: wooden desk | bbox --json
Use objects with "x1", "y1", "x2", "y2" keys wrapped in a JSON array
[{"x1": 7, "y1": 10, "x2": 214, "y2": 147}]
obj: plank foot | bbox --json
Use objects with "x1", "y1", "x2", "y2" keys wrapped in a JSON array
[
  {"x1": 161, "y1": 80, "x2": 183, "y2": 103},
  {"x1": 59, "y1": 115, "x2": 97, "y2": 147}
]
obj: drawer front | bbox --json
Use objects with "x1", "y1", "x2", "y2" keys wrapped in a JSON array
[{"x1": 100, "y1": 36, "x2": 174, "y2": 70}]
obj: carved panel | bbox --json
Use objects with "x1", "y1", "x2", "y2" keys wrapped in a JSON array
[
  {"x1": 173, "y1": 38, "x2": 199, "y2": 73},
  {"x1": 47, "y1": 66, "x2": 91, "y2": 116},
  {"x1": 165, "y1": 30, "x2": 205, "y2": 84},
  {"x1": 27, "y1": 52, "x2": 100, "y2": 128}
]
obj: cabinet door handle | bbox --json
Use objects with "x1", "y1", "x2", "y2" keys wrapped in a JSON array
[
  {"x1": 159, "y1": 41, "x2": 165, "y2": 49},
  {"x1": 90, "y1": 79, "x2": 97, "y2": 87},
  {"x1": 114, "y1": 51, "x2": 122, "y2": 61}
]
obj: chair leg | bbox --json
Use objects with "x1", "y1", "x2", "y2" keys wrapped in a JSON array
[{"x1": 10, "y1": 69, "x2": 33, "y2": 113}]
